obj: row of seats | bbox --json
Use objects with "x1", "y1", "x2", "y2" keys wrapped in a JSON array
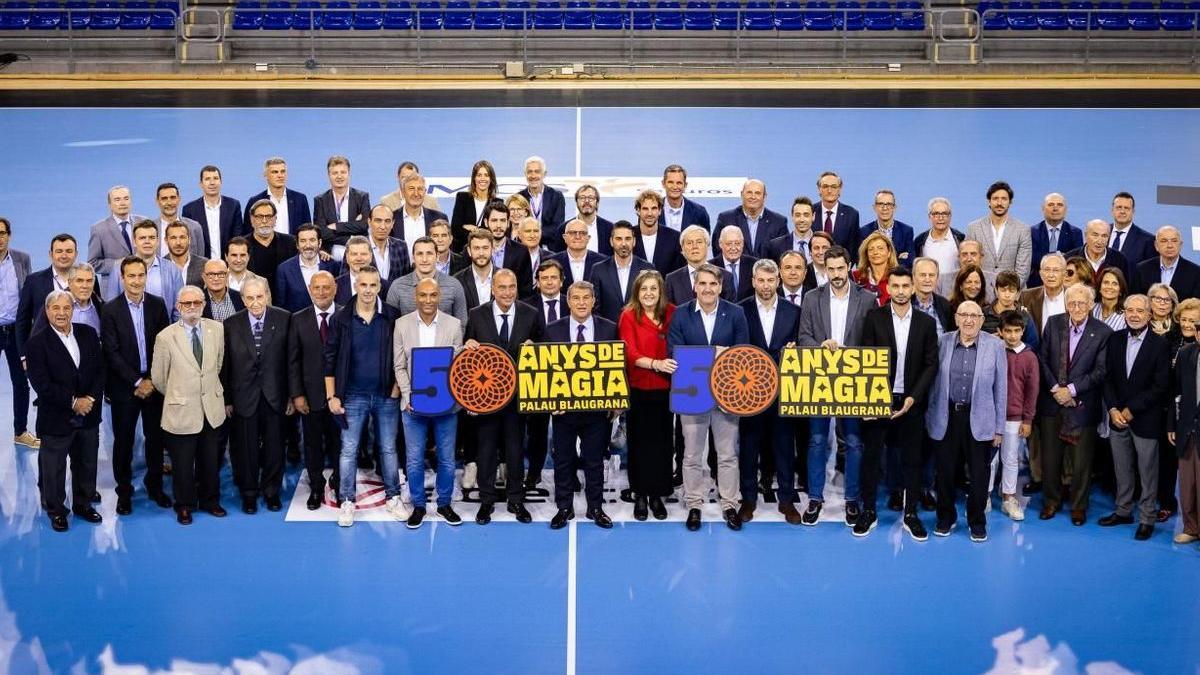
[
  {"x1": 229, "y1": 0, "x2": 926, "y2": 30},
  {"x1": 0, "y1": 0, "x2": 177, "y2": 28},
  {"x1": 979, "y1": 0, "x2": 1199, "y2": 29}
]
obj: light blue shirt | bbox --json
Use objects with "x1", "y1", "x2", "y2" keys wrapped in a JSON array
[
  {"x1": 1160, "y1": 258, "x2": 1178, "y2": 287},
  {"x1": 570, "y1": 316, "x2": 595, "y2": 343},
  {"x1": 1125, "y1": 328, "x2": 1145, "y2": 378},
  {"x1": 743, "y1": 210, "x2": 761, "y2": 250},
  {"x1": 127, "y1": 294, "x2": 148, "y2": 373},
  {"x1": 0, "y1": 253, "x2": 18, "y2": 325},
  {"x1": 72, "y1": 300, "x2": 100, "y2": 334}
]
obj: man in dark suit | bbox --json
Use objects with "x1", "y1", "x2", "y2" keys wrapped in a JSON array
[
  {"x1": 0, "y1": 218, "x2": 34, "y2": 449},
  {"x1": 737, "y1": 259, "x2": 802, "y2": 524},
  {"x1": 276, "y1": 224, "x2": 339, "y2": 313},
  {"x1": 633, "y1": 190, "x2": 684, "y2": 277},
  {"x1": 860, "y1": 190, "x2": 915, "y2": 265},
  {"x1": 658, "y1": 164, "x2": 710, "y2": 233},
  {"x1": 1067, "y1": 218, "x2": 1130, "y2": 286},
  {"x1": 391, "y1": 174, "x2": 449, "y2": 256},
  {"x1": 666, "y1": 225, "x2": 735, "y2": 306},
  {"x1": 518, "y1": 156, "x2": 566, "y2": 252},
  {"x1": 245, "y1": 200, "x2": 298, "y2": 298},
  {"x1": 1108, "y1": 191, "x2": 1156, "y2": 266},
  {"x1": 711, "y1": 225, "x2": 757, "y2": 302},
  {"x1": 1132, "y1": 225, "x2": 1200, "y2": 300},
  {"x1": 544, "y1": 281, "x2": 620, "y2": 530},
  {"x1": 223, "y1": 277, "x2": 291, "y2": 514},
  {"x1": 152, "y1": 182, "x2": 206, "y2": 260},
  {"x1": 484, "y1": 201, "x2": 533, "y2": 292},
  {"x1": 570, "y1": 184, "x2": 614, "y2": 256},
  {"x1": 364, "y1": 205, "x2": 413, "y2": 285},
  {"x1": 1027, "y1": 192, "x2": 1082, "y2": 287},
  {"x1": 814, "y1": 171, "x2": 861, "y2": 259},
  {"x1": 526, "y1": 259, "x2": 567, "y2": 490},
  {"x1": 462, "y1": 268, "x2": 541, "y2": 525},
  {"x1": 592, "y1": 221, "x2": 653, "y2": 323},
  {"x1": 1100, "y1": 294, "x2": 1168, "y2": 540},
  {"x1": 767, "y1": 196, "x2": 817, "y2": 265},
  {"x1": 182, "y1": 165, "x2": 245, "y2": 260},
  {"x1": 288, "y1": 270, "x2": 341, "y2": 509},
  {"x1": 25, "y1": 291, "x2": 104, "y2": 532},
  {"x1": 1037, "y1": 283, "x2": 1112, "y2": 525},
  {"x1": 244, "y1": 157, "x2": 311, "y2": 236},
  {"x1": 713, "y1": 179, "x2": 788, "y2": 260},
  {"x1": 857, "y1": 267, "x2": 939, "y2": 540},
  {"x1": 162, "y1": 219, "x2": 208, "y2": 288},
  {"x1": 17, "y1": 234, "x2": 83, "y2": 366},
  {"x1": 200, "y1": 259, "x2": 244, "y2": 321},
  {"x1": 912, "y1": 257, "x2": 954, "y2": 335},
  {"x1": 514, "y1": 216, "x2": 554, "y2": 300},
  {"x1": 454, "y1": 230, "x2": 496, "y2": 310},
  {"x1": 312, "y1": 155, "x2": 371, "y2": 233},
  {"x1": 335, "y1": 236, "x2": 385, "y2": 307},
  {"x1": 667, "y1": 264, "x2": 750, "y2": 532},
  {"x1": 430, "y1": 219, "x2": 469, "y2": 278},
  {"x1": 1168, "y1": 329, "x2": 1200, "y2": 546},
  {"x1": 100, "y1": 255, "x2": 172, "y2": 514},
  {"x1": 550, "y1": 219, "x2": 606, "y2": 288}
]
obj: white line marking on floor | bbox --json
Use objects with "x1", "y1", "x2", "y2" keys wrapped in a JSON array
[{"x1": 567, "y1": 519, "x2": 578, "y2": 675}]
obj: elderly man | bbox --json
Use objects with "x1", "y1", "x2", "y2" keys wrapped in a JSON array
[
  {"x1": 912, "y1": 257, "x2": 953, "y2": 334},
  {"x1": 925, "y1": 300, "x2": 1007, "y2": 542},
  {"x1": 1037, "y1": 283, "x2": 1112, "y2": 525},
  {"x1": 937, "y1": 239, "x2": 995, "y2": 302},
  {"x1": 386, "y1": 236, "x2": 468, "y2": 321},
  {"x1": 1133, "y1": 225, "x2": 1200, "y2": 300},
  {"x1": 88, "y1": 185, "x2": 147, "y2": 278},
  {"x1": 1016, "y1": 251, "x2": 1069, "y2": 497},
  {"x1": 380, "y1": 160, "x2": 440, "y2": 214},
  {"x1": 812, "y1": 172, "x2": 861, "y2": 256},
  {"x1": 964, "y1": 181, "x2": 1032, "y2": 283},
  {"x1": 289, "y1": 270, "x2": 342, "y2": 509},
  {"x1": 914, "y1": 196, "x2": 964, "y2": 279},
  {"x1": 550, "y1": 218, "x2": 605, "y2": 289},
  {"x1": 710, "y1": 225, "x2": 756, "y2": 301},
  {"x1": 517, "y1": 156, "x2": 566, "y2": 250},
  {"x1": 1067, "y1": 218, "x2": 1130, "y2": 283},
  {"x1": 390, "y1": 173, "x2": 448, "y2": 258},
  {"x1": 714, "y1": 179, "x2": 788, "y2": 259},
  {"x1": 1028, "y1": 192, "x2": 1081, "y2": 287},
  {"x1": 244, "y1": 156, "x2": 311, "y2": 236},
  {"x1": 665, "y1": 225, "x2": 735, "y2": 305}
]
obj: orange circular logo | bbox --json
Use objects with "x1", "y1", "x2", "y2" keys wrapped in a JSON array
[
  {"x1": 710, "y1": 345, "x2": 779, "y2": 416},
  {"x1": 449, "y1": 345, "x2": 517, "y2": 414}
]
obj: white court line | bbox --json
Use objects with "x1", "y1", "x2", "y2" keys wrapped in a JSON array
[
  {"x1": 575, "y1": 107, "x2": 583, "y2": 178},
  {"x1": 566, "y1": 519, "x2": 578, "y2": 675}
]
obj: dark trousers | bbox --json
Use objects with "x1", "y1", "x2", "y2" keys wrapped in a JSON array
[
  {"x1": 0, "y1": 326, "x2": 29, "y2": 435},
  {"x1": 110, "y1": 393, "x2": 165, "y2": 498},
  {"x1": 477, "y1": 406, "x2": 525, "y2": 505},
  {"x1": 862, "y1": 395, "x2": 924, "y2": 512},
  {"x1": 936, "y1": 405, "x2": 993, "y2": 528},
  {"x1": 458, "y1": 412, "x2": 477, "y2": 464},
  {"x1": 1039, "y1": 415, "x2": 1096, "y2": 512},
  {"x1": 792, "y1": 418, "x2": 810, "y2": 491},
  {"x1": 230, "y1": 396, "x2": 285, "y2": 499},
  {"x1": 165, "y1": 420, "x2": 221, "y2": 510},
  {"x1": 301, "y1": 407, "x2": 341, "y2": 499},
  {"x1": 552, "y1": 412, "x2": 608, "y2": 510},
  {"x1": 739, "y1": 408, "x2": 796, "y2": 505},
  {"x1": 38, "y1": 427, "x2": 99, "y2": 517},
  {"x1": 525, "y1": 413, "x2": 551, "y2": 483},
  {"x1": 1158, "y1": 429, "x2": 1179, "y2": 512},
  {"x1": 627, "y1": 389, "x2": 674, "y2": 498}
]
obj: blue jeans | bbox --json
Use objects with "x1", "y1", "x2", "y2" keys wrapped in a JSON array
[
  {"x1": 807, "y1": 417, "x2": 863, "y2": 504},
  {"x1": 402, "y1": 411, "x2": 457, "y2": 508},
  {"x1": 338, "y1": 393, "x2": 401, "y2": 502}
]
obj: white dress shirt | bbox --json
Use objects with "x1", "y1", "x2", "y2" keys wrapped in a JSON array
[
  {"x1": 492, "y1": 302, "x2": 513, "y2": 336},
  {"x1": 269, "y1": 190, "x2": 290, "y2": 235},
  {"x1": 402, "y1": 209, "x2": 426, "y2": 260},
  {"x1": 584, "y1": 220, "x2": 600, "y2": 254},
  {"x1": 473, "y1": 267, "x2": 493, "y2": 304},
  {"x1": 1042, "y1": 289, "x2": 1066, "y2": 330},
  {"x1": 370, "y1": 238, "x2": 390, "y2": 279},
  {"x1": 299, "y1": 256, "x2": 322, "y2": 288},
  {"x1": 664, "y1": 203, "x2": 684, "y2": 231},
  {"x1": 829, "y1": 290, "x2": 850, "y2": 345},
  {"x1": 615, "y1": 258, "x2": 633, "y2": 298},
  {"x1": 756, "y1": 296, "x2": 778, "y2": 344},
  {"x1": 203, "y1": 200, "x2": 222, "y2": 255},
  {"x1": 642, "y1": 232, "x2": 658, "y2": 263},
  {"x1": 567, "y1": 252, "x2": 587, "y2": 284},
  {"x1": 696, "y1": 303, "x2": 718, "y2": 344},
  {"x1": 891, "y1": 305, "x2": 912, "y2": 394},
  {"x1": 417, "y1": 315, "x2": 438, "y2": 347},
  {"x1": 54, "y1": 326, "x2": 81, "y2": 367}
]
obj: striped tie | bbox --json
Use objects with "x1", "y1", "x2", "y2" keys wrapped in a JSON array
[{"x1": 253, "y1": 319, "x2": 263, "y2": 356}]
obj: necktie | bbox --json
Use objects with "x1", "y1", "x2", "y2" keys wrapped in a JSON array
[
  {"x1": 788, "y1": 292, "x2": 798, "y2": 305},
  {"x1": 546, "y1": 300, "x2": 558, "y2": 323},
  {"x1": 728, "y1": 263, "x2": 738, "y2": 289},
  {"x1": 119, "y1": 220, "x2": 132, "y2": 252},
  {"x1": 1048, "y1": 227, "x2": 1059, "y2": 252},
  {"x1": 319, "y1": 311, "x2": 329, "y2": 345},
  {"x1": 191, "y1": 327, "x2": 203, "y2": 367},
  {"x1": 1111, "y1": 229, "x2": 1124, "y2": 252},
  {"x1": 253, "y1": 319, "x2": 263, "y2": 355},
  {"x1": 576, "y1": 324, "x2": 586, "y2": 343},
  {"x1": 823, "y1": 210, "x2": 833, "y2": 234},
  {"x1": 499, "y1": 312, "x2": 510, "y2": 344}
]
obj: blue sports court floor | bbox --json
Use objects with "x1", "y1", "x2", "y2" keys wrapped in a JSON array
[{"x1": 1, "y1": 95, "x2": 1199, "y2": 673}]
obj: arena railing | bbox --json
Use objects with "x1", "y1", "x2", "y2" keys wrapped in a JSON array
[{"x1": 977, "y1": 7, "x2": 1200, "y2": 65}]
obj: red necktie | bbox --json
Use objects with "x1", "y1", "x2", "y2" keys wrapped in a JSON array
[{"x1": 823, "y1": 210, "x2": 833, "y2": 234}]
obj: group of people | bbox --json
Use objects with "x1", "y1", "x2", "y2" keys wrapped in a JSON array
[{"x1": 4, "y1": 156, "x2": 1199, "y2": 548}]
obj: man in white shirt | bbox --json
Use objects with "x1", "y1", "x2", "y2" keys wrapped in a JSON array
[
  {"x1": 964, "y1": 181, "x2": 1033, "y2": 283},
  {"x1": 164, "y1": 221, "x2": 207, "y2": 288},
  {"x1": 154, "y1": 183, "x2": 205, "y2": 259},
  {"x1": 224, "y1": 237, "x2": 263, "y2": 294},
  {"x1": 453, "y1": 229, "x2": 496, "y2": 309},
  {"x1": 917, "y1": 197, "x2": 961, "y2": 277}
]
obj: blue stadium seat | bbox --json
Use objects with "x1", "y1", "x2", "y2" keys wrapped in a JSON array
[
  {"x1": 654, "y1": 0, "x2": 682, "y2": 28},
  {"x1": 774, "y1": 0, "x2": 802, "y2": 28},
  {"x1": 0, "y1": 0, "x2": 31, "y2": 29},
  {"x1": 742, "y1": 0, "x2": 773, "y2": 28},
  {"x1": 978, "y1": 0, "x2": 1005, "y2": 28},
  {"x1": 261, "y1": 0, "x2": 292, "y2": 28},
  {"x1": 863, "y1": 0, "x2": 894, "y2": 28},
  {"x1": 713, "y1": 0, "x2": 737, "y2": 28},
  {"x1": 592, "y1": 0, "x2": 622, "y2": 26},
  {"x1": 503, "y1": 0, "x2": 529, "y2": 27},
  {"x1": 1127, "y1": 0, "x2": 1156, "y2": 28},
  {"x1": 442, "y1": 0, "x2": 471, "y2": 27},
  {"x1": 291, "y1": 0, "x2": 321, "y2": 28},
  {"x1": 627, "y1": 0, "x2": 652, "y2": 27},
  {"x1": 353, "y1": 0, "x2": 382, "y2": 27},
  {"x1": 1160, "y1": 0, "x2": 1193, "y2": 28},
  {"x1": 1034, "y1": 0, "x2": 1067, "y2": 28},
  {"x1": 321, "y1": 0, "x2": 352, "y2": 28},
  {"x1": 683, "y1": 0, "x2": 711, "y2": 28},
  {"x1": 834, "y1": 1, "x2": 864, "y2": 29},
  {"x1": 64, "y1": 0, "x2": 89, "y2": 27},
  {"x1": 1006, "y1": 0, "x2": 1037, "y2": 27},
  {"x1": 801, "y1": 0, "x2": 832, "y2": 28},
  {"x1": 119, "y1": 0, "x2": 151, "y2": 28},
  {"x1": 149, "y1": 0, "x2": 175, "y2": 27},
  {"x1": 894, "y1": 0, "x2": 921, "y2": 27},
  {"x1": 1066, "y1": 0, "x2": 1096, "y2": 27},
  {"x1": 232, "y1": 0, "x2": 262, "y2": 28},
  {"x1": 473, "y1": 0, "x2": 502, "y2": 27},
  {"x1": 88, "y1": 0, "x2": 120, "y2": 27},
  {"x1": 1096, "y1": 0, "x2": 1126, "y2": 28},
  {"x1": 563, "y1": 0, "x2": 591, "y2": 27},
  {"x1": 28, "y1": 0, "x2": 64, "y2": 28},
  {"x1": 533, "y1": 0, "x2": 562, "y2": 27},
  {"x1": 415, "y1": 0, "x2": 442, "y2": 27}
]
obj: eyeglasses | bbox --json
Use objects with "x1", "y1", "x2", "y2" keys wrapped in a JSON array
[
  {"x1": 251, "y1": 213, "x2": 274, "y2": 221},
  {"x1": 955, "y1": 313, "x2": 983, "y2": 320},
  {"x1": 1066, "y1": 301, "x2": 1091, "y2": 308},
  {"x1": 205, "y1": 271, "x2": 228, "y2": 277},
  {"x1": 929, "y1": 211, "x2": 951, "y2": 217},
  {"x1": 1151, "y1": 296, "x2": 1173, "y2": 303},
  {"x1": 178, "y1": 300, "x2": 204, "y2": 308},
  {"x1": 565, "y1": 231, "x2": 588, "y2": 237},
  {"x1": 576, "y1": 195, "x2": 598, "y2": 203}
]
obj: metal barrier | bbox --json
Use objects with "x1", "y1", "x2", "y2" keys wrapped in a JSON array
[{"x1": 977, "y1": 7, "x2": 1200, "y2": 64}]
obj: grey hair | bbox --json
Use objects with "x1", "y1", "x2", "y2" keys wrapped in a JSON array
[
  {"x1": 67, "y1": 262, "x2": 95, "y2": 282},
  {"x1": 752, "y1": 258, "x2": 780, "y2": 276},
  {"x1": 44, "y1": 289, "x2": 72, "y2": 309}
]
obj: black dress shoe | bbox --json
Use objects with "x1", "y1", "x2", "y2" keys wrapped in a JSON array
[
  {"x1": 1134, "y1": 523, "x2": 1154, "y2": 540},
  {"x1": 476, "y1": 502, "x2": 494, "y2": 525},
  {"x1": 1099, "y1": 513, "x2": 1134, "y2": 527},
  {"x1": 633, "y1": 495, "x2": 649, "y2": 521},
  {"x1": 685, "y1": 508, "x2": 702, "y2": 531},
  {"x1": 90, "y1": 491, "x2": 101, "y2": 503},
  {"x1": 265, "y1": 495, "x2": 283, "y2": 512},
  {"x1": 204, "y1": 504, "x2": 227, "y2": 517},
  {"x1": 242, "y1": 497, "x2": 258, "y2": 515},
  {"x1": 550, "y1": 508, "x2": 574, "y2": 529},
  {"x1": 1022, "y1": 481, "x2": 1042, "y2": 496},
  {"x1": 672, "y1": 470, "x2": 684, "y2": 488},
  {"x1": 507, "y1": 502, "x2": 532, "y2": 523},
  {"x1": 587, "y1": 507, "x2": 613, "y2": 529},
  {"x1": 116, "y1": 497, "x2": 132, "y2": 516},
  {"x1": 306, "y1": 493, "x2": 322, "y2": 510},
  {"x1": 73, "y1": 508, "x2": 103, "y2": 524},
  {"x1": 723, "y1": 508, "x2": 742, "y2": 531},
  {"x1": 50, "y1": 514, "x2": 69, "y2": 532},
  {"x1": 176, "y1": 508, "x2": 193, "y2": 525},
  {"x1": 150, "y1": 492, "x2": 172, "y2": 509},
  {"x1": 886, "y1": 491, "x2": 904, "y2": 512},
  {"x1": 648, "y1": 496, "x2": 667, "y2": 520}
]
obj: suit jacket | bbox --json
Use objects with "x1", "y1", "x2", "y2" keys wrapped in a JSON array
[
  {"x1": 1103, "y1": 328, "x2": 1169, "y2": 438},
  {"x1": 1019, "y1": 286, "x2": 1063, "y2": 339},
  {"x1": 814, "y1": 202, "x2": 862, "y2": 257},
  {"x1": 709, "y1": 255, "x2": 757, "y2": 301},
  {"x1": 31, "y1": 294, "x2": 105, "y2": 337},
  {"x1": 182, "y1": 196, "x2": 245, "y2": 259},
  {"x1": 965, "y1": 216, "x2": 1033, "y2": 284},
  {"x1": 739, "y1": 295, "x2": 801, "y2": 362},
  {"x1": 861, "y1": 304, "x2": 939, "y2": 409},
  {"x1": 275, "y1": 255, "x2": 340, "y2": 313},
  {"x1": 25, "y1": 323, "x2": 104, "y2": 434},
  {"x1": 544, "y1": 315, "x2": 619, "y2": 343},
  {"x1": 463, "y1": 300, "x2": 542, "y2": 361},
  {"x1": 666, "y1": 298, "x2": 749, "y2": 351},
  {"x1": 1170, "y1": 343, "x2": 1200, "y2": 456},
  {"x1": 288, "y1": 303, "x2": 338, "y2": 412},
  {"x1": 860, "y1": 220, "x2": 916, "y2": 265},
  {"x1": 450, "y1": 191, "x2": 486, "y2": 251},
  {"x1": 658, "y1": 197, "x2": 710, "y2": 233},
  {"x1": 385, "y1": 271, "x2": 469, "y2": 324},
  {"x1": 925, "y1": 331, "x2": 1008, "y2": 441},
  {"x1": 634, "y1": 226, "x2": 685, "y2": 278},
  {"x1": 914, "y1": 227, "x2": 965, "y2": 258},
  {"x1": 766, "y1": 232, "x2": 814, "y2": 264},
  {"x1": 313, "y1": 187, "x2": 371, "y2": 230},
  {"x1": 445, "y1": 251, "x2": 469, "y2": 277},
  {"x1": 100, "y1": 292, "x2": 170, "y2": 403},
  {"x1": 1133, "y1": 256, "x2": 1200, "y2": 301},
  {"x1": 323, "y1": 303, "x2": 401, "y2": 399},
  {"x1": 1111, "y1": 223, "x2": 1157, "y2": 267},
  {"x1": 550, "y1": 250, "x2": 606, "y2": 288},
  {"x1": 1064, "y1": 246, "x2": 1130, "y2": 285},
  {"x1": 453, "y1": 266, "x2": 490, "y2": 309},
  {"x1": 665, "y1": 265, "x2": 736, "y2": 305},
  {"x1": 105, "y1": 257, "x2": 184, "y2": 315},
  {"x1": 151, "y1": 318, "x2": 226, "y2": 434},
  {"x1": 497, "y1": 240, "x2": 535, "y2": 292},
  {"x1": 1028, "y1": 220, "x2": 1082, "y2": 287},
  {"x1": 591, "y1": 256, "x2": 654, "y2": 323},
  {"x1": 201, "y1": 288, "x2": 244, "y2": 319},
  {"x1": 245, "y1": 188, "x2": 311, "y2": 236},
  {"x1": 337, "y1": 236, "x2": 411, "y2": 284},
  {"x1": 797, "y1": 283, "x2": 876, "y2": 347},
  {"x1": 533, "y1": 293, "x2": 568, "y2": 330},
  {"x1": 222, "y1": 307, "x2": 291, "y2": 416},
  {"x1": 713, "y1": 207, "x2": 788, "y2": 259},
  {"x1": 88, "y1": 213, "x2": 147, "y2": 276},
  {"x1": 168, "y1": 254, "x2": 207, "y2": 288},
  {"x1": 1038, "y1": 314, "x2": 1112, "y2": 426},
  {"x1": 393, "y1": 310, "x2": 464, "y2": 411},
  {"x1": 333, "y1": 207, "x2": 449, "y2": 253},
  {"x1": 518, "y1": 187, "x2": 567, "y2": 252},
  {"x1": 917, "y1": 293, "x2": 955, "y2": 334}
]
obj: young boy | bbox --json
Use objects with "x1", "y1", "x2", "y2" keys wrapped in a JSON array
[
  {"x1": 983, "y1": 270, "x2": 1038, "y2": 351},
  {"x1": 994, "y1": 310, "x2": 1039, "y2": 521}
]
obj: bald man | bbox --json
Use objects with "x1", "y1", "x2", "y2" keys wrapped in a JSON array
[
  {"x1": 1133, "y1": 225, "x2": 1200, "y2": 300},
  {"x1": 713, "y1": 179, "x2": 788, "y2": 259}
]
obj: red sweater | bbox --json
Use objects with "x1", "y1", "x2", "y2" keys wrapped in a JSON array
[
  {"x1": 619, "y1": 304, "x2": 676, "y2": 391},
  {"x1": 1005, "y1": 346, "x2": 1040, "y2": 423}
]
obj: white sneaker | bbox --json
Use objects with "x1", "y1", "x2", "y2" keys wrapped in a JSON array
[
  {"x1": 463, "y1": 462, "x2": 478, "y2": 489},
  {"x1": 1003, "y1": 497, "x2": 1025, "y2": 521},
  {"x1": 984, "y1": 496, "x2": 993, "y2": 513},
  {"x1": 338, "y1": 500, "x2": 355, "y2": 527},
  {"x1": 386, "y1": 495, "x2": 410, "y2": 521}
]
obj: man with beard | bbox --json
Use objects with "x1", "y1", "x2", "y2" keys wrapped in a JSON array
[
  {"x1": 163, "y1": 221, "x2": 207, "y2": 287},
  {"x1": 245, "y1": 200, "x2": 298, "y2": 297},
  {"x1": 964, "y1": 181, "x2": 1033, "y2": 283},
  {"x1": 592, "y1": 221, "x2": 653, "y2": 323},
  {"x1": 276, "y1": 223, "x2": 339, "y2": 313},
  {"x1": 568, "y1": 184, "x2": 613, "y2": 256},
  {"x1": 154, "y1": 182, "x2": 205, "y2": 259}
]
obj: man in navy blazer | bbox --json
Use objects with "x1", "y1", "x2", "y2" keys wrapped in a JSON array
[
  {"x1": 1108, "y1": 192, "x2": 1156, "y2": 266},
  {"x1": 1132, "y1": 225, "x2": 1200, "y2": 300},
  {"x1": 666, "y1": 225, "x2": 735, "y2": 305},
  {"x1": 814, "y1": 171, "x2": 861, "y2": 259},
  {"x1": 518, "y1": 156, "x2": 567, "y2": 252},
  {"x1": 244, "y1": 157, "x2": 312, "y2": 236},
  {"x1": 550, "y1": 218, "x2": 606, "y2": 288},
  {"x1": 859, "y1": 190, "x2": 915, "y2": 266},
  {"x1": 276, "y1": 224, "x2": 339, "y2": 313},
  {"x1": 711, "y1": 225, "x2": 757, "y2": 302},
  {"x1": 713, "y1": 179, "x2": 788, "y2": 259},
  {"x1": 658, "y1": 164, "x2": 711, "y2": 233},
  {"x1": 736, "y1": 259, "x2": 802, "y2": 524},
  {"x1": 569, "y1": 184, "x2": 614, "y2": 256},
  {"x1": 633, "y1": 190, "x2": 684, "y2": 277},
  {"x1": 767, "y1": 196, "x2": 818, "y2": 265},
  {"x1": 1027, "y1": 192, "x2": 1082, "y2": 287},
  {"x1": 182, "y1": 165, "x2": 245, "y2": 260},
  {"x1": 312, "y1": 155, "x2": 371, "y2": 233},
  {"x1": 667, "y1": 264, "x2": 750, "y2": 532},
  {"x1": 592, "y1": 221, "x2": 653, "y2": 323},
  {"x1": 1067, "y1": 218, "x2": 1131, "y2": 286}
]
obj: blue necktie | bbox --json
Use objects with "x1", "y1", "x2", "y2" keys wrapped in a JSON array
[
  {"x1": 499, "y1": 312, "x2": 510, "y2": 344},
  {"x1": 1111, "y1": 230, "x2": 1124, "y2": 253},
  {"x1": 576, "y1": 323, "x2": 586, "y2": 342},
  {"x1": 1048, "y1": 227, "x2": 1059, "y2": 252},
  {"x1": 546, "y1": 300, "x2": 557, "y2": 324},
  {"x1": 119, "y1": 220, "x2": 132, "y2": 253}
]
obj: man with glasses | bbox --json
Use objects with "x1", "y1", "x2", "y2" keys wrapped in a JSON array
[
  {"x1": 666, "y1": 225, "x2": 734, "y2": 305},
  {"x1": 914, "y1": 197, "x2": 964, "y2": 280},
  {"x1": 0, "y1": 217, "x2": 34, "y2": 449},
  {"x1": 1132, "y1": 225, "x2": 1200, "y2": 301},
  {"x1": 551, "y1": 218, "x2": 606, "y2": 288},
  {"x1": 813, "y1": 172, "x2": 861, "y2": 259},
  {"x1": 245, "y1": 200, "x2": 298, "y2": 297},
  {"x1": 570, "y1": 184, "x2": 613, "y2": 256},
  {"x1": 200, "y1": 259, "x2": 244, "y2": 321},
  {"x1": 860, "y1": 190, "x2": 914, "y2": 264}
]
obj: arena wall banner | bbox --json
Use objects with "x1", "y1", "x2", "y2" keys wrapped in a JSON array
[
  {"x1": 408, "y1": 347, "x2": 457, "y2": 416},
  {"x1": 778, "y1": 346, "x2": 892, "y2": 418},
  {"x1": 669, "y1": 346, "x2": 717, "y2": 415},
  {"x1": 516, "y1": 341, "x2": 630, "y2": 413}
]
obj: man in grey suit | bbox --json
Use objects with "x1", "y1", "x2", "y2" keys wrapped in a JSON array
[
  {"x1": 163, "y1": 221, "x2": 208, "y2": 288},
  {"x1": 88, "y1": 185, "x2": 148, "y2": 278},
  {"x1": 385, "y1": 237, "x2": 468, "y2": 322},
  {"x1": 153, "y1": 183, "x2": 205, "y2": 259},
  {"x1": 796, "y1": 244, "x2": 876, "y2": 527},
  {"x1": 0, "y1": 217, "x2": 36, "y2": 449},
  {"x1": 925, "y1": 300, "x2": 1007, "y2": 542},
  {"x1": 964, "y1": 181, "x2": 1033, "y2": 285}
]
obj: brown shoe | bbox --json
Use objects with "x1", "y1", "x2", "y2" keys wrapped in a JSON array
[
  {"x1": 737, "y1": 503, "x2": 756, "y2": 523},
  {"x1": 779, "y1": 502, "x2": 803, "y2": 525},
  {"x1": 14, "y1": 431, "x2": 40, "y2": 449},
  {"x1": 1039, "y1": 505, "x2": 1058, "y2": 520},
  {"x1": 1070, "y1": 509, "x2": 1086, "y2": 526}
]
